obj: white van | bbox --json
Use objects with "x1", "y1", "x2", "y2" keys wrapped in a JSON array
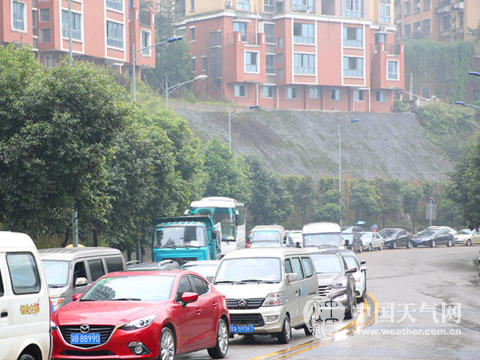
[
  {"x1": 302, "y1": 222, "x2": 345, "y2": 249},
  {"x1": 213, "y1": 248, "x2": 318, "y2": 344},
  {"x1": 0, "y1": 232, "x2": 51, "y2": 360}
]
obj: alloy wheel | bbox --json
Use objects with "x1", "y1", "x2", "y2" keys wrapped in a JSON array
[{"x1": 160, "y1": 328, "x2": 175, "y2": 360}]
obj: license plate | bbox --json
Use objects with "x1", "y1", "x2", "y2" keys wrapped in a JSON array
[
  {"x1": 230, "y1": 324, "x2": 254, "y2": 333},
  {"x1": 70, "y1": 332, "x2": 101, "y2": 345}
]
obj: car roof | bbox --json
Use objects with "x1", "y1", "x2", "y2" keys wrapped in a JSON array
[
  {"x1": 379, "y1": 228, "x2": 404, "y2": 231},
  {"x1": 251, "y1": 225, "x2": 285, "y2": 232},
  {"x1": 39, "y1": 247, "x2": 122, "y2": 260},
  {"x1": 303, "y1": 222, "x2": 341, "y2": 233},
  {"x1": 222, "y1": 248, "x2": 310, "y2": 259},
  {"x1": 0, "y1": 231, "x2": 36, "y2": 249},
  {"x1": 104, "y1": 269, "x2": 196, "y2": 277},
  {"x1": 183, "y1": 260, "x2": 220, "y2": 266}
]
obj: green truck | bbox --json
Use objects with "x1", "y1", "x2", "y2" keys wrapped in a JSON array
[{"x1": 151, "y1": 215, "x2": 221, "y2": 265}]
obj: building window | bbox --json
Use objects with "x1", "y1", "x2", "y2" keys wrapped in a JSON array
[
  {"x1": 238, "y1": 0, "x2": 250, "y2": 10},
  {"x1": 343, "y1": 56, "x2": 363, "y2": 77},
  {"x1": 234, "y1": 22, "x2": 247, "y2": 42},
  {"x1": 264, "y1": 0, "x2": 274, "y2": 12},
  {"x1": 266, "y1": 54, "x2": 275, "y2": 74},
  {"x1": 191, "y1": 0, "x2": 195, "y2": 11},
  {"x1": 39, "y1": 8, "x2": 49, "y2": 22},
  {"x1": 190, "y1": 27, "x2": 195, "y2": 41},
  {"x1": 141, "y1": 30, "x2": 151, "y2": 55},
  {"x1": 234, "y1": 85, "x2": 246, "y2": 97},
  {"x1": 62, "y1": 10, "x2": 82, "y2": 41},
  {"x1": 343, "y1": 0, "x2": 362, "y2": 18},
  {"x1": 294, "y1": 53, "x2": 315, "y2": 74},
  {"x1": 106, "y1": 0, "x2": 123, "y2": 11},
  {"x1": 376, "y1": 90, "x2": 386, "y2": 102},
  {"x1": 106, "y1": 21, "x2": 124, "y2": 49},
  {"x1": 277, "y1": 37, "x2": 284, "y2": 48},
  {"x1": 40, "y1": 28, "x2": 50, "y2": 42},
  {"x1": 286, "y1": 86, "x2": 297, "y2": 99},
  {"x1": 379, "y1": 0, "x2": 390, "y2": 23},
  {"x1": 331, "y1": 88, "x2": 341, "y2": 100},
  {"x1": 293, "y1": 0, "x2": 313, "y2": 12},
  {"x1": 277, "y1": 68, "x2": 284, "y2": 79},
  {"x1": 202, "y1": 56, "x2": 207, "y2": 72},
  {"x1": 294, "y1": 23, "x2": 314, "y2": 44},
  {"x1": 404, "y1": 24, "x2": 411, "y2": 39},
  {"x1": 32, "y1": 9, "x2": 38, "y2": 36},
  {"x1": 12, "y1": 1, "x2": 26, "y2": 31},
  {"x1": 244, "y1": 51, "x2": 258, "y2": 73},
  {"x1": 413, "y1": 21, "x2": 421, "y2": 37},
  {"x1": 404, "y1": 1, "x2": 411, "y2": 16},
  {"x1": 354, "y1": 89, "x2": 365, "y2": 101},
  {"x1": 262, "y1": 86, "x2": 274, "y2": 98},
  {"x1": 276, "y1": 53, "x2": 283, "y2": 64},
  {"x1": 387, "y1": 60, "x2": 399, "y2": 80},
  {"x1": 442, "y1": 14, "x2": 451, "y2": 31},
  {"x1": 375, "y1": 33, "x2": 386, "y2": 43},
  {"x1": 413, "y1": 0, "x2": 420, "y2": 13},
  {"x1": 424, "y1": 0, "x2": 430, "y2": 11},
  {"x1": 422, "y1": 88, "x2": 430, "y2": 99},
  {"x1": 309, "y1": 87, "x2": 320, "y2": 99},
  {"x1": 264, "y1": 23, "x2": 274, "y2": 43},
  {"x1": 192, "y1": 57, "x2": 196, "y2": 71},
  {"x1": 423, "y1": 19, "x2": 431, "y2": 34},
  {"x1": 343, "y1": 27, "x2": 363, "y2": 47}
]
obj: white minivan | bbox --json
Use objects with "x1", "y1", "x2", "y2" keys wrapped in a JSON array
[
  {"x1": 0, "y1": 232, "x2": 51, "y2": 360},
  {"x1": 302, "y1": 222, "x2": 345, "y2": 249}
]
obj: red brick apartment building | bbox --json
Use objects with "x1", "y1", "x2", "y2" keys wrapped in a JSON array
[
  {"x1": 175, "y1": 0, "x2": 405, "y2": 112},
  {"x1": 0, "y1": 0, "x2": 156, "y2": 73}
]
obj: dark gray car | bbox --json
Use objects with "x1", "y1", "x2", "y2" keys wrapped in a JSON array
[{"x1": 379, "y1": 228, "x2": 412, "y2": 249}]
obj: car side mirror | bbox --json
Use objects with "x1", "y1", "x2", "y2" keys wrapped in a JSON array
[
  {"x1": 75, "y1": 277, "x2": 88, "y2": 287},
  {"x1": 72, "y1": 293, "x2": 82, "y2": 301},
  {"x1": 345, "y1": 267, "x2": 357, "y2": 274},
  {"x1": 361, "y1": 260, "x2": 366, "y2": 265},
  {"x1": 295, "y1": 241, "x2": 301, "y2": 248},
  {"x1": 181, "y1": 292, "x2": 199, "y2": 307},
  {"x1": 286, "y1": 273, "x2": 297, "y2": 283}
]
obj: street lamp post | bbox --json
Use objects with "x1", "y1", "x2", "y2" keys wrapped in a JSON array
[
  {"x1": 338, "y1": 118, "x2": 360, "y2": 227},
  {"x1": 228, "y1": 105, "x2": 259, "y2": 151},
  {"x1": 132, "y1": 36, "x2": 182, "y2": 105},
  {"x1": 165, "y1": 74, "x2": 208, "y2": 111}
]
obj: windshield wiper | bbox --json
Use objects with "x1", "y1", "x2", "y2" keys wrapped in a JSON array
[
  {"x1": 213, "y1": 280, "x2": 244, "y2": 285},
  {"x1": 79, "y1": 298, "x2": 96, "y2": 302},
  {"x1": 240, "y1": 279, "x2": 277, "y2": 284},
  {"x1": 110, "y1": 298, "x2": 142, "y2": 301}
]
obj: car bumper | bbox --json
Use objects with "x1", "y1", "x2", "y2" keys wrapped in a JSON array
[{"x1": 228, "y1": 307, "x2": 287, "y2": 334}]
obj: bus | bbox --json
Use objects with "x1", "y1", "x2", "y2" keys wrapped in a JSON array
[{"x1": 188, "y1": 197, "x2": 246, "y2": 253}]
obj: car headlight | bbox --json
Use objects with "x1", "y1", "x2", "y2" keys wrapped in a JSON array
[
  {"x1": 263, "y1": 292, "x2": 285, "y2": 307},
  {"x1": 332, "y1": 278, "x2": 348, "y2": 289},
  {"x1": 121, "y1": 315, "x2": 156, "y2": 331}
]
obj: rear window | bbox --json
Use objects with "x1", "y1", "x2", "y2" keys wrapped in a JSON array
[
  {"x1": 105, "y1": 256, "x2": 124, "y2": 272},
  {"x1": 7, "y1": 252, "x2": 41, "y2": 295}
]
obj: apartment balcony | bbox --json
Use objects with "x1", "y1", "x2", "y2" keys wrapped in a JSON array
[{"x1": 453, "y1": 1, "x2": 464, "y2": 10}]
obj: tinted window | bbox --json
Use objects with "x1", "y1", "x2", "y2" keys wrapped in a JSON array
[
  {"x1": 301, "y1": 257, "x2": 314, "y2": 277},
  {"x1": 73, "y1": 261, "x2": 87, "y2": 286},
  {"x1": 0, "y1": 269, "x2": 4, "y2": 296},
  {"x1": 291, "y1": 257, "x2": 305, "y2": 280},
  {"x1": 176, "y1": 276, "x2": 193, "y2": 301},
  {"x1": 189, "y1": 275, "x2": 209, "y2": 295},
  {"x1": 88, "y1": 259, "x2": 105, "y2": 281},
  {"x1": 285, "y1": 259, "x2": 293, "y2": 273},
  {"x1": 7, "y1": 252, "x2": 41, "y2": 295},
  {"x1": 105, "y1": 256, "x2": 124, "y2": 272}
]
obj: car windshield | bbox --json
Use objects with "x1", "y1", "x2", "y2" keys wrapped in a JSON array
[
  {"x1": 153, "y1": 225, "x2": 206, "y2": 248},
  {"x1": 251, "y1": 230, "x2": 281, "y2": 242},
  {"x1": 342, "y1": 227, "x2": 354, "y2": 234},
  {"x1": 41, "y1": 260, "x2": 70, "y2": 288},
  {"x1": 81, "y1": 275, "x2": 174, "y2": 301},
  {"x1": 359, "y1": 232, "x2": 373, "y2": 240},
  {"x1": 417, "y1": 230, "x2": 435, "y2": 236},
  {"x1": 304, "y1": 233, "x2": 342, "y2": 247},
  {"x1": 310, "y1": 254, "x2": 343, "y2": 274},
  {"x1": 214, "y1": 257, "x2": 281, "y2": 283},
  {"x1": 379, "y1": 229, "x2": 398, "y2": 237},
  {"x1": 183, "y1": 264, "x2": 219, "y2": 278},
  {"x1": 457, "y1": 229, "x2": 472, "y2": 235}
]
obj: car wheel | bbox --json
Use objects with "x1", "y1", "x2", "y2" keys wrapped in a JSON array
[
  {"x1": 466, "y1": 239, "x2": 472, "y2": 246},
  {"x1": 345, "y1": 292, "x2": 357, "y2": 320},
  {"x1": 160, "y1": 327, "x2": 176, "y2": 360},
  {"x1": 368, "y1": 243, "x2": 373, "y2": 251},
  {"x1": 18, "y1": 355, "x2": 36, "y2": 360},
  {"x1": 392, "y1": 241, "x2": 397, "y2": 249},
  {"x1": 406, "y1": 241, "x2": 411, "y2": 249},
  {"x1": 447, "y1": 239, "x2": 453, "y2": 247},
  {"x1": 431, "y1": 240, "x2": 436, "y2": 248},
  {"x1": 208, "y1": 318, "x2": 229, "y2": 359},
  {"x1": 277, "y1": 315, "x2": 291, "y2": 344},
  {"x1": 379, "y1": 244, "x2": 383, "y2": 251}
]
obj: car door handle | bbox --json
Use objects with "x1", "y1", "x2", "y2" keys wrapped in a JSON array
[
  {"x1": 1, "y1": 312, "x2": 7, "y2": 318},
  {"x1": 196, "y1": 308, "x2": 202, "y2": 315},
  {"x1": 212, "y1": 302, "x2": 218, "y2": 309}
]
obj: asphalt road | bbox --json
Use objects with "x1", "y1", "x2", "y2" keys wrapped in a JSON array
[{"x1": 179, "y1": 246, "x2": 480, "y2": 360}]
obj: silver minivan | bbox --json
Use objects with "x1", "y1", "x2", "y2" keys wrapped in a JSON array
[
  {"x1": 39, "y1": 247, "x2": 125, "y2": 311},
  {"x1": 213, "y1": 248, "x2": 318, "y2": 343}
]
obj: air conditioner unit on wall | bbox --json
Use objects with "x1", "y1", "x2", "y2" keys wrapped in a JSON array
[{"x1": 225, "y1": 0, "x2": 233, "y2": 8}]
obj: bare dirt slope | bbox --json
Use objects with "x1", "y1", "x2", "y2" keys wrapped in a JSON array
[{"x1": 173, "y1": 103, "x2": 452, "y2": 181}]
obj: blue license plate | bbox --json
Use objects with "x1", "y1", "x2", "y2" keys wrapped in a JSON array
[
  {"x1": 70, "y1": 332, "x2": 101, "y2": 345},
  {"x1": 230, "y1": 324, "x2": 254, "y2": 333}
]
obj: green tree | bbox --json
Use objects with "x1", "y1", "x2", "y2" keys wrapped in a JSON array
[
  {"x1": 281, "y1": 175, "x2": 315, "y2": 227},
  {"x1": 401, "y1": 183, "x2": 424, "y2": 232},
  {"x1": 350, "y1": 179, "x2": 381, "y2": 223},
  {"x1": 374, "y1": 178, "x2": 403, "y2": 228}
]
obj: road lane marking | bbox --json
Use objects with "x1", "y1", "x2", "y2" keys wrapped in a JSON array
[{"x1": 248, "y1": 292, "x2": 380, "y2": 360}]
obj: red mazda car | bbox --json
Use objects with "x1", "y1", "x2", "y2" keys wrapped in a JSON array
[{"x1": 51, "y1": 270, "x2": 230, "y2": 360}]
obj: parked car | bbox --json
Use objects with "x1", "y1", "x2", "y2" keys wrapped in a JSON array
[
  {"x1": 302, "y1": 222, "x2": 344, "y2": 249},
  {"x1": 477, "y1": 251, "x2": 480, "y2": 276},
  {"x1": 413, "y1": 228, "x2": 455, "y2": 248},
  {"x1": 338, "y1": 249, "x2": 368, "y2": 303},
  {"x1": 378, "y1": 228, "x2": 412, "y2": 249},
  {"x1": 351, "y1": 236, "x2": 364, "y2": 253},
  {"x1": 51, "y1": 269, "x2": 229, "y2": 360},
  {"x1": 341, "y1": 226, "x2": 363, "y2": 250},
  {"x1": 358, "y1": 232, "x2": 384, "y2": 251},
  {"x1": 454, "y1": 229, "x2": 480, "y2": 246},
  {"x1": 182, "y1": 260, "x2": 220, "y2": 282},
  {"x1": 213, "y1": 248, "x2": 318, "y2": 343},
  {"x1": 248, "y1": 225, "x2": 285, "y2": 248},
  {"x1": 0, "y1": 231, "x2": 52, "y2": 360},
  {"x1": 40, "y1": 247, "x2": 125, "y2": 311},
  {"x1": 306, "y1": 249, "x2": 357, "y2": 319}
]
